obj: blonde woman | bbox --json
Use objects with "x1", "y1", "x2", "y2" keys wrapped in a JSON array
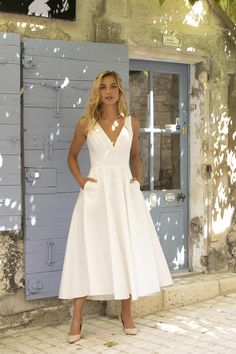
[{"x1": 59, "y1": 70, "x2": 173, "y2": 343}]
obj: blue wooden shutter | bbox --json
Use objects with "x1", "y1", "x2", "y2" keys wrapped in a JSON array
[
  {"x1": 0, "y1": 33, "x2": 21, "y2": 231},
  {"x1": 23, "y1": 39, "x2": 129, "y2": 299}
]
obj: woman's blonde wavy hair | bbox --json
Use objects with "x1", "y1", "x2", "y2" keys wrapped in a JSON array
[{"x1": 81, "y1": 71, "x2": 128, "y2": 134}]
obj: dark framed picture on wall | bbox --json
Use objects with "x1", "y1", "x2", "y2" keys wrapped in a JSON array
[{"x1": 0, "y1": 1, "x2": 76, "y2": 21}]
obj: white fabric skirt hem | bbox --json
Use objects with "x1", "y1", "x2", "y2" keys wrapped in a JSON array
[{"x1": 58, "y1": 282, "x2": 173, "y2": 301}]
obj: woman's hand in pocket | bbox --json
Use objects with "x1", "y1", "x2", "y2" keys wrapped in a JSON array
[
  {"x1": 130, "y1": 177, "x2": 140, "y2": 184},
  {"x1": 80, "y1": 177, "x2": 97, "y2": 190}
]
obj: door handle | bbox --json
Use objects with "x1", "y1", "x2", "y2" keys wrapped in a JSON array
[{"x1": 177, "y1": 193, "x2": 186, "y2": 202}]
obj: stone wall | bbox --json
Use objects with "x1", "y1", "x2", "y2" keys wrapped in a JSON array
[{"x1": 0, "y1": 0, "x2": 235, "y2": 329}]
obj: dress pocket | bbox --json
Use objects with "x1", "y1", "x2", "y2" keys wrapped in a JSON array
[
  {"x1": 130, "y1": 179, "x2": 141, "y2": 188},
  {"x1": 84, "y1": 180, "x2": 99, "y2": 191}
]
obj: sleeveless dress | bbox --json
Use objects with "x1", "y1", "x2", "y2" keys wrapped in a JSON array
[{"x1": 59, "y1": 115, "x2": 173, "y2": 300}]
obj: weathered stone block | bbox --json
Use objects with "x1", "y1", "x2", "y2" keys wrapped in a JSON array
[
  {"x1": 219, "y1": 276, "x2": 236, "y2": 294},
  {"x1": 208, "y1": 247, "x2": 229, "y2": 272},
  {"x1": 106, "y1": 291, "x2": 164, "y2": 318},
  {"x1": 163, "y1": 280, "x2": 219, "y2": 310},
  {"x1": 96, "y1": 18, "x2": 125, "y2": 44},
  {"x1": 0, "y1": 289, "x2": 105, "y2": 331}
]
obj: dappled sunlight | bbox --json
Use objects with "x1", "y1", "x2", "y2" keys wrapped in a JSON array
[
  {"x1": 17, "y1": 21, "x2": 45, "y2": 31},
  {"x1": 212, "y1": 199, "x2": 234, "y2": 235},
  {"x1": 183, "y1": 0, "x2": 206, "y2": 27},
  {"x1": 227, "y1": 150, "x2": 236, "y2": 184},
  {"x1": 152, "y1": 299, "x2": 236, "y2": 347},
  {"x1": 172, "y1": 245, "x2": 185, "y2": 270},
  {"x1": 209, "y1": 101, "x2": 235, "y2": 235},
  {"x1": 156, "y1": 322, "x2": 187, "y2": 333}
]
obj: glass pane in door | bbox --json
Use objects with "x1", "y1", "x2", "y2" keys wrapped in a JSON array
[
  {"x1": 154, "y1": 134, "x2": 180, "y2": 190},
  {"x1": 153, "y1": 73, "x2": 179, "y2": 129},
  {"x1": 129, "y1": 71, "x2": 148, "y2": 128},
  {"x1": 139, "y1": 132, "x2": 150, "y2": 191}
]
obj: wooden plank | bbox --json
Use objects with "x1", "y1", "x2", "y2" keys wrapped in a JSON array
[
  {"x1": 25, "y1": 238, "x2": 67, "y2": 273},
  {"x1": 24, "y1": 169, "x2": 82, "y2": 195},
  {"x1": 0, "y1": 32, "x2": 21, "y2": 232},
  {"x1": 25, "y1": 193, "x2": 77, "y2": 240},
  {"x1": 0, "y1": 65, "x2": 20, "y2": 93},
  {"x1": 23, "y1": 107, "x2": 83, "y2": 149},
  {"x1": 25, "y1": 270, "x2": 62, "y2": 300},
  {"x1": 0, "y1": 94, "x2": 20, "y2": 107},
  {"x1": 0, "y1": 46, "x2": 21, "y2": 65},
  {"x1": 0, "y1": 125, "x2": 20, "y2": 154},
  {"x1": 25, "y1": 193, "x2": 77, "y2": 220},
  {"x1": 25, "y1": 167, "x2": 57, "y2": 192},
  {"x1": 23, "y1": 58, "x2": 128, "y2": 81},
  {"x1": 23, "y1": 80, "x2": 90, "y2": 108},
  {"x1": 24, "y1": 39, "x2": 128, "y2": 63},
  {"x1": 0, "y1": 104, "x2": 20, "y2": 125},
  {"x1": 24, "y1": 165, "x2": 83, "y2": 194},
  {"x1": 25, "y1": 219, "x2": 72, "y2": 240},
  {"x1": 0, "y1": 215, "x2": 21, "y2": 231},
  {"x1": 24, "y1": 149, "x2": 89, "y2": 172},
  {"x1": 24, "y1": 121, "x2": 77, "y2": 150},
  {"x1": 0, "y1": 155, "x2": 21, "y2": 186},
  {"x1": 0, "y1": 32, "x2": 21, "y2": 45},
  {"x1": 24, "y1": 148, "x2": 90, "y2": 194},
  {"x1": 0, "y1": 186, "x2": 21, "y2": 216}
]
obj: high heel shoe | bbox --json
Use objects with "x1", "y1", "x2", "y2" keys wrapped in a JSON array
[
  {"x1": 68, "y1": 321, "x2": 82, "y2": 344},
  {"x1": 119, "y1": 314, "x2": 138, "y2": 335}
]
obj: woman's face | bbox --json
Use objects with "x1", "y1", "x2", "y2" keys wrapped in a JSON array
[{"x1": 99, "y1": 75, "x2": 120, "y2": 106}]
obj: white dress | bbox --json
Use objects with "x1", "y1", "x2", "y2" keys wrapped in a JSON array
[{"x1": 59, "y1": 115, "x2": 173, "y2": 300}]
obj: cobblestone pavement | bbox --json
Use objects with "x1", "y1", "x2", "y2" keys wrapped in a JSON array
[{"x1": 0, "y1": 293, "x2": 236, "y2": 354}]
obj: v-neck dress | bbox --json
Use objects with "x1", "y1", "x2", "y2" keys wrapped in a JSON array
[{"x1": 59, "y1": 115, "x2": 173, "y2": 300}]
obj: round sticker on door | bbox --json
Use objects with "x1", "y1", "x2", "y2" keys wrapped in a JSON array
[{"x1": 164, "y1": 193, "x2": 175, "y2": 203}]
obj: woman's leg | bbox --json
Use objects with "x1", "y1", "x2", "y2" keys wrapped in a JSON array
[
  {"x1": 69, "y1": 296, "x2": 87, "y2": 335},
  {"x1": 121, "y1": 296, "x2": 135, "y2": 328}
]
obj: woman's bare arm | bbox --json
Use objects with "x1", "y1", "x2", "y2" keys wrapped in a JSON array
[
  {"x1": 67, "y1": 119, "x2": 95, "y2": 189},
  {"x1": 130, "y1": 116, "x2": 142, "y2": 183}
]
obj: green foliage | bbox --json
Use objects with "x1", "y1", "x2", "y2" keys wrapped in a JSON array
[
  {"x1": 159, "y1": 0, "x2": 235, "y2": 5},
  {"x1": 104, "y1": 341, "x2": 118, "y2": 347}
]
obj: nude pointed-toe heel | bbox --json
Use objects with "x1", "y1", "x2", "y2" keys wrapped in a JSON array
[
  {"x1": 119, "y1": 314, "x2": 138, "y2": 335},
  {"x1": 68, "y1": 334, "x2": 81, "y2": 344},
  {"x1": 68, "y1": 322, "x2": 82, "y2": 344}
]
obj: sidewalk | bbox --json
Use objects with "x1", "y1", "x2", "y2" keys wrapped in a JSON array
[{"x1": 1, "y1": 292, "x2": 236, "y2": 354}]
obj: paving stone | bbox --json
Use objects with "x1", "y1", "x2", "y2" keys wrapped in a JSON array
[{"x1": 1, "y1": 292, "x2": 236, "y2": 353}]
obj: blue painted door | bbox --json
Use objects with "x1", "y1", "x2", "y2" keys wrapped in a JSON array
[
  {"x1": 129, "y1": 60, "x2": 189, "y2": 271},
  {"x1": 0, "y1": 33, "x2": 21, "y2": 231},
  {"x1": 23, "y1": 39, "x2": 129, "y2": 299}
]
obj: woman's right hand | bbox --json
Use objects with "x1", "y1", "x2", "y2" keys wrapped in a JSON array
[{"x1": 80, "y1": 177, "x2": 97, "y2": 190}]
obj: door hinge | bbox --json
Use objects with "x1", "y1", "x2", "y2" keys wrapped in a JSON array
[
  {"x1": 22, "y1": 54, "x2": 34, "y2": 68},
  {"x1": 25, "y1": 168, "x2": 40, "y2": 183}
]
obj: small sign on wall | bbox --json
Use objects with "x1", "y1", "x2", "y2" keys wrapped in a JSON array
[
  {"x1": 0, "y1": 1, "x2": 76, "y2": 21},
  {"x1": 163, "y1": 30, "x2": 182, "y2": 47}
]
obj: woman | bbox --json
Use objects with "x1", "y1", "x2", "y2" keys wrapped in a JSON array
[{"x1": 59, "y1": 70, "x2": 173, "y2": 344}]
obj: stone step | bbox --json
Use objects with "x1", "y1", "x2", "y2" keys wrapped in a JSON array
[{"x1": 105, "y1": 272, "x2": 236, "y2": 318}]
